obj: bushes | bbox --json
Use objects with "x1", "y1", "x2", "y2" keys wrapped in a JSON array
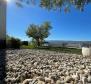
[
  {"x1": 6, "y1": 35, "x2": 36, "y2": 49},
  {"x1": 21, "y1": 44, "x2": 36, "y2": 49},
  {"x1": 6, "y1": 37, "x2": 21, "y2": 49},
  {"x1": 21, "y1": 41, "x2": 28, "y2": 46},
  {"x1": 20, "y1": 45, "x2": 31, "y2": 49}
]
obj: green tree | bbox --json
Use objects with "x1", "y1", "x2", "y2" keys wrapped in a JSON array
[
  {"x1": 6, "y1": 35, "x2": 11, "y2": 40},
  {"x1": 26, "y1": 21, "x2": 52, "y2": 47},
  {"x1": 6, "y1": 35, "x2": 21, "y2": 48},
  {"x1": 40, "y1": 0, "x2": 91, "y2": 12},
  {"x1": 16, "y1": 0, "x2": 91, "y2": 12}
]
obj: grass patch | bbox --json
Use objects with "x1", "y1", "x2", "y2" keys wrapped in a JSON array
[
  {"x1": 20, "y1": 44, "x2": 36, "y2": 49},
  {"x1": 21, "y1": 45, "x2": 82, "y2": 55},
  {"x1": 36, "y1": 47, "x2": 82, "y2": 55}
]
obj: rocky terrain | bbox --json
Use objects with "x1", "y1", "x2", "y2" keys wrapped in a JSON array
[{"x1": 1, "y1": 49, "x2": 91, "y2": 84}]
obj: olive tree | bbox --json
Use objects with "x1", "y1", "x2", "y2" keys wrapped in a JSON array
[
  {"x1": 26, "y1": 22, "x2": 52, "y2": 47},
  {"x1": 16, "y1": 0, "x2": 91, "y2": 12}
]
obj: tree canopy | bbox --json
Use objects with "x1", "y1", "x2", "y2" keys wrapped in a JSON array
[
  {"x1": 16, "y1": 0, "x2": 91, "y2": 12},
  {"x1": 26, "y1": 21, "x2": 52, "y2": 46}
]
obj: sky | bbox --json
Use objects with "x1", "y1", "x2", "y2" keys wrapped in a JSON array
[{"x1": 7, "y1": 1, "x2": 91, "y2": 41}]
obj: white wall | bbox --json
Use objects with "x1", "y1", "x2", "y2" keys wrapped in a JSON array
[{"x1": 82, "y1": 47, "x2": 91, "y2": 56}]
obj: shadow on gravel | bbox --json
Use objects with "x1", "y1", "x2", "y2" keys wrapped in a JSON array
[{"x1": 0, "y1": 40, "x2": 6, "y2": 84}]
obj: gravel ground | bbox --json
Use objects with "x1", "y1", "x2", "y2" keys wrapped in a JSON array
[{"x1": 1, "y1": 49, "x2": 91, "y2": 84}]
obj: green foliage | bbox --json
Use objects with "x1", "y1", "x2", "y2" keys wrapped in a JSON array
[
  {"x1": 16, "y1": 0, "x2": 91, "y2": 12},
  {"x1": 21, "y1": 44, "x2": 36, "y2": 49},
  {"x1": 31, "y1": 38, "x2": 38, "y2": 47},
  {"x1": 26, "y1": 24, "x2": 39, "y2": 39},
  {"x1": 21, "y1": 41, "x2": 28, "y2": 46},
  {"x1": 41, "y1": 0, "x2": 91, "y2": 12},
  {"x1": 26, "y1": 21, "x2": 52, "y2": 46},
  {"x1": 40, "y1": 0, "x2": 91, "y2": 12},
  {"x1": 37, "y1": 47, "x2": 82, "y2": 55},
  {"x1": 6, "y1": 35, "x2": 11, "y2": 40},
  {"x1": 39, "y1": 22, "x2": 52, "y2": 39},
  {"x1": 6, "y1": 36, "x2": 21, "y2": 49}
]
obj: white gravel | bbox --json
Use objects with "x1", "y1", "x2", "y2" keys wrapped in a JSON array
[{"x1": 4, "y1": 49, "x2": 91, "y2": 84}]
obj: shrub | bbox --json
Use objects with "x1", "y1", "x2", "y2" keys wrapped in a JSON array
[
  {"x1": 21, "y1": 41, "x2": 28, "y2": 46},
  {"x1": 6, "y1": 37, "x2": 21, "y2": 49},
  {"x1": 21, "y1": 44, "x2": 36, "y2": 49}
]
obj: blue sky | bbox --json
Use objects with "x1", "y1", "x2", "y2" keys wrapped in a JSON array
[{"x1": 7, "y1": 1, "x2": 91, "y2": 41}]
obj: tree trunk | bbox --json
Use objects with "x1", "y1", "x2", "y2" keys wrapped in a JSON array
[{"x1": 36, "y1": 38, "x2": 40, "y2": 47}]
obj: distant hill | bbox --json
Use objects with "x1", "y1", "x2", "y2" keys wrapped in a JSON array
[{"x1": 46, "y1": 40, "x2": 91, "y2": 48}]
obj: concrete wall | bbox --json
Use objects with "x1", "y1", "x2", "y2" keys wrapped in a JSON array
[{"x1": 0, "y1": 0, "x2": 6, "y2": 40}]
